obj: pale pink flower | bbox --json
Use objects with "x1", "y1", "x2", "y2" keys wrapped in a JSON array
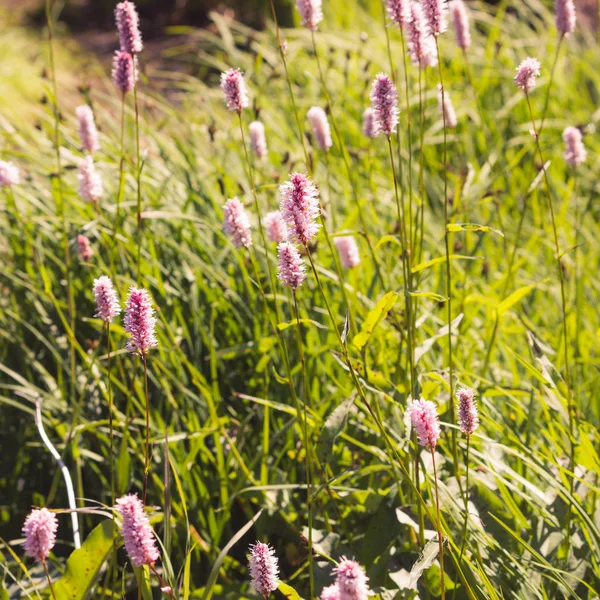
[
  {"x1": 514, "y1": 57, "x2": 541, "y2": 93},
  {"x1": 409, "y1": 398, "x2": 441, "y2": 449},
  {"x1": 362, "y1": 108, "x2": 377, "y2": 139},
  {"x1": 407, "y1": 2, "x2": 438, "y2": 68},
  {"x1": 307, "y1": 106, "x2": 333, "y2": 152},
  {"x1": 264, "y1": 211, "x2": 288, "y2": 243},
  {"x1": 369, "y1": 74, "x2": 399, "y2": 138},
  {"x1": 93, "y1": 276, "x2": 121, "y2": 322},
  {"x1": 112, "y1": 51, "x2": 138, "y2": 94},
  {"x1": 450, "y1": 0, "x2": 471, "y2": 50},
  {"x1": 75, "y1": 105, "x2": 100, "y2": 154},
  {"x1": 78, "y1": 155, "x2": 103, "y2": 204},
  {"x1": 334, "y1": 558, "x2": 370, "y2": 600},
  {"x1": 22, "y1": 508, "x2": 58, "y2": 561},
  {"x1": 249, "y1": 121, "x2": 268, "y2": 160},
  {"x1": 321, "y1": 584, "x2": 341, "y2": 600},
  {"x1": 386, "y1": 0, "x2": 410, "y2": 28},
  {"x1": 438, "y1": 85, "x2": 457, "y2": 128},
  {"x1": 277, "y1": 242, "x2": 306, "y2": 291},
  {"x1": 334, "y1": 236, "x2": 360, "y2": 269},
  {"x1": 456, "y1": 387, "x2": 479, "y2": 436},
  {"x1": 223, "y1": 197, "x2": 252, "y2": 249},
  {"x1": 563, "y1": 126, "x2": 587, "y2": 167},
  {"x1": 279, "y1": 173, "x2": 321, "y2": 245},
  {"x1": 221, "y1": 69, "x2": 249, "y2": 113},
  {"x1": 556, "y1": 0, "x2": 576, "y2": 37},
  {"x1": 115, "y1": 1, "x2": 143, "y2": 54},
  {"x1": 296, "y1": 0, "x2": 323, "y2": 30},
  {"x1": 115, "y1": 494, "x2": 159, "y2": 567},
  {"x1": 124, "y1": 287, "x2": 158, "y2": 356},
  {"x1": 249, "y1": 542, "x2": 279, "y2": 597},
  {"x1": 422, "y1": 0, "x2": 448, "y2": 36},
  {"x1": 0, "y1": 160, "x2": 20, "y2": 187},
  {"x1": 77, "y1": 234, "x2": 93, "y2": 262}
]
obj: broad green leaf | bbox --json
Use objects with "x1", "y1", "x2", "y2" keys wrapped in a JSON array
[
  {"x1": 352, "y1": 292, "x2": 398, "y2": 351},
  {"x1": 446, "y1": 223, "x2": 504, "y2": 236},
  {"x1": 316, "y1": 396, "x2": 355, "y2": 463},
  {"x1": 277, "y1": 582, "x2": 303, "y2": 600},
  {"x1": 54, "y1": 520, "x2": 116, "y2": 600},
  {"x1": 497, "y1": 280, "x2": 547, "y2": 316}
]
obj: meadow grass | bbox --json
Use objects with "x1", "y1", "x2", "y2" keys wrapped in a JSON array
[{"x1": 0, "y1": 0, "x2": 599, "y2": 598}]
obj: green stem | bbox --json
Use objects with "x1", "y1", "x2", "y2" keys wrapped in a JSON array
[
  {"x1": 134, "y1": 84, "x2": 142, "y2": 285},
  {"x1": 431, "y1": 448, "x2": 446, "y2": 600},
  {"x1": 42, "y1": 558, "x2": 57, "y2": 600},
  {"x1": 114, "y1": 92, "x2": 126, "y2": 236},
  {"x1": 108, "y1": 323, "x2": 115, "y2": 507},
  {"x1": 538, "y1": 37, "x2": 563, "y2": 137},
  {"x1": 142, "y1": 354, "x2": 150, "y2": 504}
]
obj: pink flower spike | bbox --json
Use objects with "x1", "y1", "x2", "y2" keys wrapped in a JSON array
[
  {"x1": 456, "y1": 387, "x2": 479, "y2": 436},
  {"x1": 362, "y1": 108, "x2": 377, "y2": 139},
  {"x1": 407, "y1": 2, "x2": 438, "y2": 68},
  {"x1": 223, "y1": 197, "x2": 253, "y2": 249},
  {"x1": 409, "y1": 398, "x2": 441, "y2": 449},
  {"x1": 438, "y1": 84, "x2": 457, "y2": 128},
  {"x1": 112, "y1": 51, "x2": 138, "y2": 94},
  {"x1": 249, "y1": 542, "x2": 280, "y2": 597},
  {"x1": 22, "y1": 508, "x2": 58, "y2": 561},
  {"x1": 422, "y1": 0, "x2": 448, "y2": 36},
  {"x1": 563, "y1": 126, "x2": 587, "y2": 167},
  {"x1": 296, "y1": 0, "x2": 323, "y2": 30},
  {"x1": 514, "y1": 57, "x2": 541, "y2": 93},
  {"x1": 264, "y1": 211, "x2": 288, "y2": 243},
  {"x1": 450, "y1": 0, "x2": 471, "y2": 51},
  {"x1": 307, "y1": 106, "x2": 333, "y2": 152},
  {"x1": 321, "y1": 584, "x2": 340, "y2": 600},
  {"x1": 220, "y1": 69, "x2": 249, "y2": 113},
  {"x1": 75, "y1": 105, "x2": 100, "y2": 154},
  {"x1": 277, "y1": 242, "x2": 306, "y2": 291},
  {"x1": 334, "y1": 558, "x2": 370, "y2": 600},
  {"x1": 249, "y1": 121, "x2": 268, "y2": 160},
  {"x1": 0, "y1": 160, "x2": 20, "y2": 187},
  {"x1": 279, "y1": 173, "x2": 321, "y2": 246},
  {"x1": 93, "y1": 276, "x2": 121, "y2": 322},
  {"x1": 115, "y1": 1, "x2": 143, "y2": 54},
  {"x1": 386, "y1": 0, "x2": 410, "y2": 29},
  {"x1": 369, "y1": 73, "x2": 400, "y2": 138},
  {"x1": 556, "y1": 0, "x2": 576, "y2": 37},
  {"x1": 124, "y1": 287, "x2": 158, "y2": 356},
  {"x1": 78, "y1": 155, "x2": 103, "y2": 204},
  {"x1": 77, "y1": 234, "x2": 93, "y2": 262},
  {"x1": 334, "y1": 236, "x2": 360, "y2": 269},
  {"x1": 115, "y1": 494, "x2": 159, "y2": 567}
]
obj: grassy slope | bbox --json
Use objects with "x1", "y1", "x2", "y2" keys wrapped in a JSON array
[{"x1": 0, "y1": 0, "x2": 599, "y2": 598}]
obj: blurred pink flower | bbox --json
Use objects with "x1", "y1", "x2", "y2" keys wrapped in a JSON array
[
  {"x1": 77, "y1": 234, "x2": 93, "y2": 262},
  {"x1": 321, "y1": 584, "x2": 340, "y2": 600},
  {"x1": 249, "y1": 121, "x2": 268, "y2": 160},
  {"x1": 221, "y1": 69, "x2": 249, "y2": 113},
  {"x1": 438, "y1": 84, "x2": 457, "y2": 128},
  {"x1": 264, "y1": 211, "x2": 288, "y2": 243},
  {"x1": 334, "y1": 236, "x2": 360, "y2": 269},
  {"x1": 407, "y1": 2, "x2": 438, "y2": 67},
  {"x1": 223, "y1": 197, "x2": 252, "y2": 249},
  {"x1": 0, "y1": 160, "x2": 20, "y2": 187},
  {"x1": 78, "y1": 156, "x2": 103, "y2": 204},
  {"x1": 334, "y1": 558, "x2": 370, "y2": 600},
  {"x1": 307, "y1": 106, "x2": 333, "y2": 152},
  {"x1": 362, "y1": 108, "x2": 377, "y2": 139},
  {"x1": 422, "y1": 0, "x2": 448, "y2": 36},
  {"x1": 514, "y1": 57, "x2": 541, "y2": 92},
  {"x1": 456, "y1": 387, "x2": 479, "y2": 436},
  {"x1": 450, "y1": 0, "x2": 471, "y2": 50},
  {"x1": 75, "y1": 105, "x2": 100, "y2": 154},
  {"x1": 556, "y1": 0, "x2": 576, "y2": 36},
  {"x1": 296, "y1": 0, "x2": 323, "y2": 30},
  {"x1": 115, "y1": 1, "x2": 143, "y2": 54},
  {"x1": 563, "y1": 126, "x2": 586, "y2": 167},
  {"x1": 386, "y1": 0, "x2": 410, "y2": 28}
]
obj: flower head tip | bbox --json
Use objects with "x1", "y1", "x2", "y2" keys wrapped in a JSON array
[{"x1": 22, "y1": 508, "x2": 58, "y2": 561}]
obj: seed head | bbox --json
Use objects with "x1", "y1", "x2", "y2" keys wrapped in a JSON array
[
  {"x1": 115, "y1": 494, "x2": 159, "y2": 567},
  {"x1": 22, "y1": 508, "x2": 58, "y2": 561},
  {"x1": 409, "y1": 398, "x2": 441, "y2": 449},
  {"x1": 223, "y1": 197, "x2": 253, "y2": 249}
]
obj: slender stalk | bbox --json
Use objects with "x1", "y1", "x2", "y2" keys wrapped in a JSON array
[
  {"x1": 114, "y1": 92, "x2": 126, "y2": 236},
  {"x1": 142, "y1": 355, "x2": 151, "y2": 504},
  {"x1": 538, "y1": 37, "x2": 563, "y2": 136},
  {"x1": 431, "y1": 448, "x2": 446, "y2": 600},
  {"x1": 292, "y1": 293, "x2": 314, "y2": 600},
  {"x1": 414, "y1": 445, "x2": 425, "y2": 546},
  {"x1": 108, "y1": 323, "x2": 115, "y2": 507},
  {"x1": 134, "y1": 84, "x2": 143, "y2": 285},
  {"x1": 416, "y1": 69, "x2": 426, "y2": 263},
  {"x1": 42, "y1": 558, "x2": 57, "y2": 600},
  {"x1": 457, "y1": 436, "x2": 471, "y2": 564}
]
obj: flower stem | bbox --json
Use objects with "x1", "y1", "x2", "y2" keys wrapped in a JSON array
[
  {"x1": 108, "y1": 322, "x2": 115, "y2": 507},
  {"x1": 538, "y1": 37, "x2": 563, "y2": 136},
  {"x1": 431, "y1": 448, "x2": 446, "y2": 600},
  {"x1": 134, "y1": 84, "x2": 143, "y2": 286},
  {"x1": 142, "y1": 355, "x2": 151, "y2": 504},
  {"x1": 42, "y1": 558, "x2": 57, "y2": 600},
  {"x1": 114, "y1": 92, "x2": 126, "y2": 236}
]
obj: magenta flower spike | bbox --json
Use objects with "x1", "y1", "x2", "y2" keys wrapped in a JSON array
[
  {"x1": 75, "y1": 105, "x2": 100, "y2": 154},
  {"x1": 279, "y1": 173, "x2": 321, "y2": 246},
  {"x1": 456, "y1": 387, "x2": 479, "y2": 437},
  {"x1": 93, "y1": 276, "x2": 121, "y2": 323},
  {"x1": 248, "y1": 542, "x2": 280, "y2": 597},
  {"x1": 77, "y1": 234, "x2": 93, "y2": 262},
  {"x1": 264, "y1": 211, "x2": 288, "y2": 243},
  {"x1": 307, "y1": 106, "x2": 333, "y2": 152},
  {"x1": 422, "y1": 0, "x2": 448, "y2": 36},
  {"x1": 0, "y1": 160, "x2": 20, "y2": 187},
  {"x1": 112, "y1": 51, "x2": 138, "y2": 94},
  {"x1": 386, "y1": 0, "x2": 410, "y2": 29},
  {"x1": 334, "y1": 236, "x2": 360, "y2": 269},
  {"x1": 438, "y1": 84, "x2": 457, "y2": 128},
  {"x1": 221, "y1": 69, "x2": 249, "y2": 113},
  {"x1": 334, "y1": 558, "x2": 370, "y2": 600},
  {"x1": 115, "y1": 1, "x2": 143, "y2": 54},
  {"x1": 450, "y1": 0, "x2": 471, "y2": 51},
  {"x1": 514, "y1": 57, "x2": 541, "y2": 93},
  {"x1": 277, "y1": 242, "x2": 306, "y2": 291},
  {"x1": 115, "y1": 494, "x2": 159, "y2": 567},
  {"x1": 124, "y1": 286, "x2": 158, "y2": 356},
  {"x1": 296, "y1": 0, "x2": 323, "y2": 30},
  {"x1": 249, "y1": 121, "x2": 268, "y2": 160},
  {"x1": 563, "y1": 126, "x2": 587, "y2": 167},
  {"x1": 22, "y1": 508, "x2": 58, "y2": 561},
  {"x1": 362, "y1": 108, "x2": 377, "y2": 139},
  {"x1": 556, "y1": 0, "x2": 576, "y2": 37},
  {"x1": 407, "y1": 1, "x2": 438, "y2": 67},
  {"x1": 409, "y1": 398, "x2": 442, "y2": 449},
  {"x1": 369, "y1": 73, "x2": 400, "y2": 138},
  {"x1": 78, "y1": 155, "x2": 103, "y2": 204},
  {"x1": 223, "y1": 197, "x2": 253, "y2": 249},
  {"x1": 321, "y1": 584, "x2": 341, "y2": 600}
]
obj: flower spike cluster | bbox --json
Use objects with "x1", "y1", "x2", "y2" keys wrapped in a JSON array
[
  {"x1": 221, "y1": 69, "x2": 249, "y2": 113},
  {"x1": 0, "y1": 160, "x2": 20, "y2": 187},
  {"x1": 248, "y1": 542, "x2": 280, "y2": 597},
  {"x1": 409, "y1": 398, "x2": 441, "y2": 449},
  {"x1": 362, "y1": 108, "x2": 377, "y2": 139},
  {"x1": 369, "y1": 74, "x2": 399, "y2": 138},
  {"x1": 563, "y1": 126, "x2": 587, "y2": 167},
  {"x1": 112, "y1": 51, "x2": 138, "y2": 94},
  {"x1": 75, "y1": 105, "x2": 100, "y2": 154},
  {"x1": 407, "y1": 1, "x2": 438, "y2": 68},
  {"x1": 335, "y1": 236, "x2": 360, "y2": 269},
  {"x1": 264, "y1": 211, "x2": 288, "y2": 243},
  {"x1": 450, "y1": 0, "x2": 471, "y2": 50},
  {"x1": 386, "y1": 0, "x2": 410, "y2": 29},
  {"x1": 296, "y1": 0, "x2": 323, "y2": 30},
  {"x1": 249, "y1": 121, "x2": 268, "y2": 160},
  {"x1": 115, "y1": 1, "x2": 143, "y2": 54},
  {"x1": 556, "y1": 0, "x2": 576, "y2": 37},
  {"x1": 333, "y1": 558, "x2": 370, "y2": 600},
  {"x1": 307, "y1": 106, "x2": 333, "y2": 152},
  {"x1": 22, "y1": 508, "x2": 58, "y2": 561},
  {"x1": 456, "y1": 387, "x2": 479, "y2": 436},
  {"x1": 279, "y1": 173, "x2": 321, "y2": 246},
  {"x1": 277, "y1": 242, "x2": 306, "y2": 291},
  {"x1": 78, "y1": 156, "x2": 103, "y2": 204},
  {"x1": 77, "y1": 234, "x2": 93, "y2": 262},
  {"x1": 115, "y1": 494, "x2": 159, "y2": 567},
  {"x1": 422, "y1": 0, "x2": 448, "y2": 36},
  {"x1": 124, "y1": 286, "x2": 158, "y2": 356},
  {"x1": 93, "y1": 276, "x2": 121, "y2": 323},
  {"x1": 223, "y1": 198, "x2": 253, "y2": 249},
  {"x1": 514, "y1": 57, "x2": 541, "y2": 92}
]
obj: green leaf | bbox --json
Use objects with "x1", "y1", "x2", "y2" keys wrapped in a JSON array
[
  {"x1": 277, "y1": 319, "x2": 328, "y2": 331},
  {"x1": 411, "y1": 254, "x2": 482, "y2": 273},
  {"x1": 446, "y1": 223, "x2": 504, "y2": 236},
  {"x1": 276, "y1": 582, "x2": 304, "y2": 600},
  {"x1": 408, "y1": 537, "x2": 442, "y2": 588},
  {"x1": 496, "y1": 280, "x2": 547, "y2": 316},
  {"x1": 316, "y1": 396, "x2": 355, "y2": 463},
  {"x1": 54, "y1": 520, "x2": 116, "y2": 600},
  {"x1": 409, "y1": 291, "x2": 448, "y2": 302},
  {"x1": 352, "y1": 292, "x2": 398, "y2": 351},
  {"x1": 374, "y1": 235, "x2": 403, "y2": 251}
]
